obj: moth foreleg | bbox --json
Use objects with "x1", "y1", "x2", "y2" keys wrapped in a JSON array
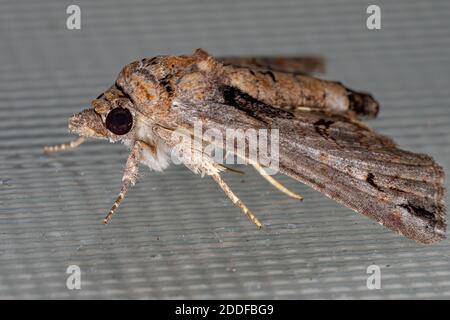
[
  {"x1": 252, "y1": 163, "x2": 303, "y2": 201},
  {"x1": 211, "y1": 173, "x2": 262, "y2": 229},
  {"x1": 43, "y1": 137, "x2": 85, "y2": 154},
  {"x1": 103, "y1": 141, "x2": 142, "y2": 224}
]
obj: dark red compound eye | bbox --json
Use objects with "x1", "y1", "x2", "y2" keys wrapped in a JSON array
[{"x1": 105, "y1": 107, "x2": 133, "y2": 135}]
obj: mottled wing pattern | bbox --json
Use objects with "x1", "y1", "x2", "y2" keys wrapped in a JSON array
[
  {"x1": 173, "y1": 92, "x2": 446, "y2": 244},
  {"x1": 276, "y1": 110, "x2": 446, "y2": 244}
]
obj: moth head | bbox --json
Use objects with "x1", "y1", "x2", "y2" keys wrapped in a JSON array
[
  {"x1": 69, "y1": 86, "x2": 136, "y2": 142},
  {"x1": 68, "y1": 49, "x2": 219, "y2": 141}
]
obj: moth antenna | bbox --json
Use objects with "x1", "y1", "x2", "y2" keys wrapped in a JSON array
[
  {"x1": 43, "y1": 137, "x2": 85, "y2": 153},
  {"x1": 253, "y1": 162, "x2": 304, "y2": 201},
  {"x1": 211, "y1": 173, "x2": 262, "y2": 228}
]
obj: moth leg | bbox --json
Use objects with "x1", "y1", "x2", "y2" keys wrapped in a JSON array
[
  {"x1": 103, "y1": 141, "x2": 142, "y2": 224},
  {"x1": 252, "y1": 163, "x2": 303, "y2": 201},
  {"x1": 43, "y1": 137, "x2": 85, "y2": 153},
  {"x1": 218, "y1": 164, "x2": 245, "y2": 175},
  {"x1": 211, "y1": 173, "x2": 263, "y2": 229}
]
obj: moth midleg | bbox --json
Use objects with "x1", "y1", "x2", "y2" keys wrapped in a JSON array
[
  {"x1": 211, "y1": 173, "x2": 262, "y2": 229},
  {"x1": 103, "y1": 141, "x2": 142, "y2": 224},
  {"x1": 233, "y1": 150, "x2": 303, "y2": 200},
  {"x1": 43, "y1": 137, "x2": 85, "y2": 153},
  {"x1": 252, "y1": 162, "x2": 303, "y2": 201}
]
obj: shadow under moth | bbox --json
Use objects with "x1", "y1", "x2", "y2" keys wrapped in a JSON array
[{"x1": 45, "y1": 49, "x2": 446, "y2": 244}]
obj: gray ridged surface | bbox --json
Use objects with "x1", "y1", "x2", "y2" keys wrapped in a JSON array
[{"x1": 1, "y1": 0, "x2": 450, "y2": 299}]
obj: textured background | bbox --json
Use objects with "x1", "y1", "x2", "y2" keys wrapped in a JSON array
[{"x1": 1, "y1": 0, "x2": 450, "y2": 299}]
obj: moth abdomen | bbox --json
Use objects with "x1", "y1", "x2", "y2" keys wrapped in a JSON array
[
  {"x1": 346, "y1": 88, "x2": 379, "y2": 118},
  {"x1": 221, "y1": 85, "x2": 294, "y2": 124}
]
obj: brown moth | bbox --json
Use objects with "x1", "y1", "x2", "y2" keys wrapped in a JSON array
[{"x1": 45, "y1": 49, "x2": 446, "y2": 244}]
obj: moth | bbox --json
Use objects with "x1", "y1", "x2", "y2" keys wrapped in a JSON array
[{"x1": 45, "y1": 49, "x2": 446, "y2": 244}]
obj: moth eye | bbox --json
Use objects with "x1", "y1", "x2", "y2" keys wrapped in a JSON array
[{"x1": 105, "y1": 107, "x2": 133, "y2": 135}]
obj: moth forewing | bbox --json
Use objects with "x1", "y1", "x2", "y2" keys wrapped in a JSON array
[{"x1": 172, "y1": 94, "x2": 446, "y2": 244}]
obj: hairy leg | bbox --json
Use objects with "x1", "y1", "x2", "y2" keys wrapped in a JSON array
[
  {"x1": 211, "y1": 173, "x2": 262, "y2": 228},
  {"x1": 103, "y1": 141, "x2": 142, "y2": 224},
  {"x1": 253, "y1": 162, "x2": 303, "y2": 201}
]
